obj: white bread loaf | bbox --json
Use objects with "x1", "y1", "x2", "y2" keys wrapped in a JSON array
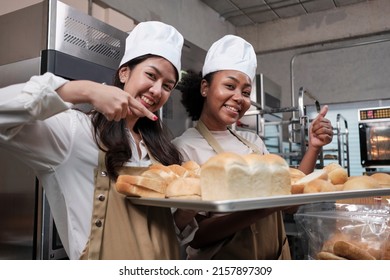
[
  {"x1": 166, "y1": 177, "x2": 201, "y2": 200},
  {"x1": 200, "y1": 152, "x2": 291, "y2": 200}
]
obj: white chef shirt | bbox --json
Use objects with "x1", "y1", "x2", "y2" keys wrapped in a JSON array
[
  {"x1": 172, "y1": 126, "x2": 269, "y2": 165},
  {"x1": 0, "y1": 73, "x2": 196, "y2": 259},
  {"x1": 172, "y1": 126, "x2": 269, "y2": 259}
]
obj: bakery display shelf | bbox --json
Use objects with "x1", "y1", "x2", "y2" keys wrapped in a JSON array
[{"x1": 127, "y1": 188, "x2": 390, "y2": 212}]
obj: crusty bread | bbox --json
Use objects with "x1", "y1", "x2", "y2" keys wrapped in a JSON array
[
  {"x1": 291, "y1": 169, "x2": 328, "y2": 194},
  {"x1": 181, "y1": 161, "x2": 201, "y2": 172},
  {"x1": 166, "y1": 177, "x2": 201, "y2": 198},
  {"x1": 141, "y1": 168, "x2": 178, "y2": 184},
  {"x1": 342, "y1": 175, "x2": 379, "y2": 191},
  {"x1": 327, "y1": 167, "x2": 348, "y2": 185},
  {"x1": 117, "y1": 174, "x2": 167, "y2": 193},
  {"x1": 334, "y1": 184, "x2": 344, "y2": 191},
  {"x1": 148, "y1": 163, "x2": 176, "y2": 174},
  {"x1": 323, "y1": 162, "x2": 343, "y2": 173},
  {"x1": 289, "y1": 167, "x2": 306, "y2": 185},
  {"x1": 168, "y1": 164, "x2": 189, "y2": 177},
  {"x1": 303, "y1": 178, "x2": 337, "y2": 193},
  {"x1": 115, "y1": 181, "x2": 165, "y2": 198},
  {"x1": 316, "y1": 251, "x2": 347, "y2": 260},
  {"x1": 200, "y1": 152, "x2": 291, "y2": 200},
  {"x1": 370, "y1": 173, "x2": 390, "y2": 188},
  {"x1": 322, "y1": 162, "x2": 348, "y2": 185},
  {"x1": 333, "y1": 241, "x2": 376, "y2": 260}
]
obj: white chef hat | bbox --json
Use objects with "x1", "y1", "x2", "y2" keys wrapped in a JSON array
[
  {"x1": 202, "y1": 35, "x2": 257, "y2": 83},
  {"x1": 119, "y1": 21, "x2": 184, "y2": 79}
]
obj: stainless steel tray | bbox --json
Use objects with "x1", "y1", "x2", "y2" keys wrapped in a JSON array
[{"x1": 128, "y1": 188, "x2": 390, "y2": 212}]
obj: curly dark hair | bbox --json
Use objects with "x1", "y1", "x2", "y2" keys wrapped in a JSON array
[
  {"x1": 177, "y1": 71, "x2": 215, "y2": 121},
  {"x1": 90, "y1": 54, "x2": 183, "y2": 179}
]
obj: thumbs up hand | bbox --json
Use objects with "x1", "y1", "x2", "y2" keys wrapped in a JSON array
[{"x1": 309, "y1": 105, "x2": 333, "y2": 149}]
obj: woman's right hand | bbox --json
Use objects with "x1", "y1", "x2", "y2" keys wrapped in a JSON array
[{"x1": 57, "y1": 80, "x2": 158, "y2": 122}]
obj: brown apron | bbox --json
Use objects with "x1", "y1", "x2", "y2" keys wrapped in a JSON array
[
  {"x1": 195, "y1": 120, "x2": 291, "y2": 260},
  {"x1": 80, "y1": 151, "x2": 180, "y2": 260}
]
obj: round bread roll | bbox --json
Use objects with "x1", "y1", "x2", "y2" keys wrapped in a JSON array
[
  {"x1": 318, "y1": 179, "x2": 337, "y2": 192},
  {"x1": 328, "y1": 167, "x2": 348, "y2": 185},
  {"x1": 303, "y1": 179, "x2": 336, "y2": 193},
  {"x1": 334, "y1": 184, "x2": 344, "y2": 191},
  {"x1": 323, "y1": 162, "x2": 343, "y2": 173},
  {"x1": 370, "y1": 173, "x2": 390, "y2": 188},
  {"x1": 291, "y1": 169, "x2": 328, "y2": 194},
  {"x1": 342, "y1": 175, "x2": 379, "y2": 191}
]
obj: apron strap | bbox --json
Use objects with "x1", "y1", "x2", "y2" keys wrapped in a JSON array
[
  {"x1": 196, "y1": 119, "x2": 262, "y2": 154},
  {"x1": 195, "y1": 119, "x2": 225, "y2": 154},
  {"x1": 86, "y1": 150, "x2": 111, "y2": 259},
  {"x1": 227, "y1": 127, "x2": 262, "y2": 154}
]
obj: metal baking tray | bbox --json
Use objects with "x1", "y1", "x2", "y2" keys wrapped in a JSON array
[{"x1": 127, "y1": 188, "x2": 390, "y2": 212}]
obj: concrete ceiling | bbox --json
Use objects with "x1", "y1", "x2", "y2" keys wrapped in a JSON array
[{"x1": 200, "y1": 0, "x2": 368, "y2": 27}]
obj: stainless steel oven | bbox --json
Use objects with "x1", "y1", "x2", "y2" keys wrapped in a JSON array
[
  {"x1": 0, "y1": 0, "x2": 126, "y2": 259},
  {"x1": 358, "y1": 106, "x2": 390, "y2": 168}
]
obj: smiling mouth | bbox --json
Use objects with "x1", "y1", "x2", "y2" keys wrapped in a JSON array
[
  {"x1": 224, "y1": 105, "x2": 239, "y2": 113},
  {"x1": 141, "y1": 95, "x2": 155, "y2": 106}
]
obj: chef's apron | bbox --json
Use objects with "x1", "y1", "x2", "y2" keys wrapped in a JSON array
[
  {"x1": 79, "y1": 150, "x2": 180, "y2": 260},
  {"x1": 195, "y1": 120, "x2": 291, "y2": 260}
]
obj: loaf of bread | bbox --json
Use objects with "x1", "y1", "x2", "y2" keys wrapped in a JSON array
[
  {"x1": 115, "y1": 161, "x2": 201, "y2": 198},
  {"x1": 200, "y1": 152, "x2": 291, "y2": 200},
  {"x1": 116, "y1": 175, "x2": 166, "y2": 198},
  {"x1": 166, "y1": 177, "x2": 201, "y2": 200}
]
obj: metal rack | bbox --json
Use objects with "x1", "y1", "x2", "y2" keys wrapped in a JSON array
[{"x1": 241, "y1": 87, "x2": 320, "y2": 166}]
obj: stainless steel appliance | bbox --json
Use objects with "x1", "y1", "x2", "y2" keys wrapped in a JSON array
[
  {"x1": 0, "y1": 0, "x2": 207, "y2": 260},
  {"x1": 0, "y1": 0, "x2": 127, "y2": 259},
  {"x1": 358, "y1": 106, "x2": 390, "y2": 169}
]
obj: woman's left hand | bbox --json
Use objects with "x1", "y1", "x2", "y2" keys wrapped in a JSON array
[{"x1": 309, "y1": 105, "x2": 333, "y2": 149}]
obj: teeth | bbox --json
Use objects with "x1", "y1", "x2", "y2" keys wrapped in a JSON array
[
  {"x1": 225, "y1": 105, "x2": 238, "y2": 112},
  {"x1": 141, "y1": 96, "x2": 154, "y2": 105}
]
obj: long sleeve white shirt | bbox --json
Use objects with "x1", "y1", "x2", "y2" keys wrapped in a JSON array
[{"x1": 0, "y1": 73, "x2": 195, "y2": 259}]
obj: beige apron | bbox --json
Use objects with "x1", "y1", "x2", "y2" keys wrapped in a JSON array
[
  {"x1": 195, "y1": 120, "x2": 291, "y2": 260},
  {"x1": 80, "y1": 151, "x2": 180, "y2": 260}
]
